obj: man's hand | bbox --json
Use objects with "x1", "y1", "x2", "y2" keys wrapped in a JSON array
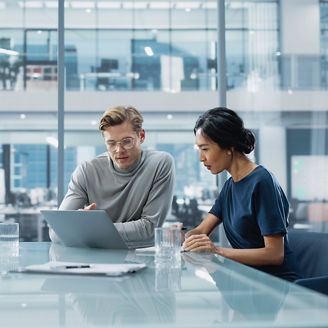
[{"x1": 78, "y1": 203, "x2": 96, "y2": 211}]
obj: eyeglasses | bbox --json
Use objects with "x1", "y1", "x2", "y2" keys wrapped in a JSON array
[{"x1": 106, "y1": 137, "x2": 135, "y2": 151}]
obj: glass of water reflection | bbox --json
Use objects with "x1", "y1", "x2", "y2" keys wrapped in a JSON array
[{"x1": 0, "y1": 222, "x2": 19, "y2": 257}]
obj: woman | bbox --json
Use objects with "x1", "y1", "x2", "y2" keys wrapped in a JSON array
[{"x1": 183, "y1": 107, "x2": 301, "y2": 281}]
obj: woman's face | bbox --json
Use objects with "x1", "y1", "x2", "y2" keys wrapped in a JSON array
[{"x1": 195, "y1": 128, "x2": 232, "y2": 175}]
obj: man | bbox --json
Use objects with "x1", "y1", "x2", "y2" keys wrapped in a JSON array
[{"x1": 51, "y1": 106, "x2": 175, "y2": 248}]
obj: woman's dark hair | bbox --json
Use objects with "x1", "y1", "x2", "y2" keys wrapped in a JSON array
[{"x1": 194, "y1": 107, "x2": 255, "y2": 154}]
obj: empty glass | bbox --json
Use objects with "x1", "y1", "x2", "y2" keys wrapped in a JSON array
[
  {"x1": 154, "y1": 227, "x2": 181, "y2": 267},
  {"x1": 0, "y1": 222, "x2": 19, "y2": 257}
]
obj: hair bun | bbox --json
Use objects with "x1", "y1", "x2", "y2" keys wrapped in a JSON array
[{"x1": 240, "y1": 128, "x2": 255, "y2": 154}]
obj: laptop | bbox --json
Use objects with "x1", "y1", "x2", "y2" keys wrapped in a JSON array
[{"x1": 41, "y1": 210, "x2": 128, "y2": 249}]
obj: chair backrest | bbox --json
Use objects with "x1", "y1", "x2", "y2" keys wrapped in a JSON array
[{"x1": 287, "y1": 230, "x2": 328, "y2": 278}]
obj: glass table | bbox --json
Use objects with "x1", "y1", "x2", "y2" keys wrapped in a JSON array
[{"x1": 0, "y1": 242, "x2": 328, "y2": 327}]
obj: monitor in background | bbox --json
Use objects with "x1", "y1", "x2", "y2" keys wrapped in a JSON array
[{"x1": 291, "y1": 155, "x2": 328, "y2": 201}]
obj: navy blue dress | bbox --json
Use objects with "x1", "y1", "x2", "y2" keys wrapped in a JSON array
[{"x1": 209, "y1": 165, "x2": 302, "y2": 281}]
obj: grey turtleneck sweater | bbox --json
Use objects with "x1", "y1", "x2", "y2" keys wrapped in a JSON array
[{"x1": 58, "y1": 150, "x2": 175, "y2": 248}]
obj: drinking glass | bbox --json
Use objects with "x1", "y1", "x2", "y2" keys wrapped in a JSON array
[{"x1": 154, "y1": 227, "x2": 181, "y2": 267}]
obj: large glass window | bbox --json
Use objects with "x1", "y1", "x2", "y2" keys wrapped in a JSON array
[
  {"x1": 1, "y1": 0, "x2": 327, "y2": 242},
  {"x1": 0, "y1": 2, "x2": 58, "y2": 241}
]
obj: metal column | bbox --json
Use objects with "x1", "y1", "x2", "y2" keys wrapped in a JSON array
[
  {"x1": 57, "y1": 0, "x2": 65, "y2": 206},
  {"x1": 217, "y1": 0, "x2": 229, "y2": 247}
]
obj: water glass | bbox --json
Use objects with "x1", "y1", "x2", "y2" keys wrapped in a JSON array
[
  {"x1": 0, "y1": 222, "x2": 19, "y2": 257},
  {"x1": 155, "y1": 227, "x2": 181, "y2": 267}
]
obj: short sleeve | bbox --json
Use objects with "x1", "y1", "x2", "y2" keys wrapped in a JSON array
[
  {"x1": 253, "y1": 175, "x2": 289, "y2": 236},
  {"x1": 209, "y1": 182, "x2": 228, "y2": 220}
]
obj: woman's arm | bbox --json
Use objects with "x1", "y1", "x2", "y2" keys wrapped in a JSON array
[
  {"x1": 184, "y1": 233, "x2": 285, "y2": 266},
  {"x1": 184, "y1": 213, "x2": 221, "y2": 238}
]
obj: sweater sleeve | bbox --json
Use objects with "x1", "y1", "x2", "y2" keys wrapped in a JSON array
[
  {"x1": 49, "y1": 164, "x2": 89, "y2": 243},
  {"x1": 59, "y1": 164, "x2": 89, "y2": 210},
  {"x1": 114, "y1": 153, "x2": 175, "y2": 247}
]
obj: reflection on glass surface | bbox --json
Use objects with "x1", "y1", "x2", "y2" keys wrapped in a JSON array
[
  {"x1": 46, "y1": 243, "x2": 176, "y2": 326},
  {"x1": 182, "y1": 252, "x2": 289, "y2": 323},
  {"x1": 1, "y1": 243, "x2": 328, "y2": 327},
  {"x1": 155, "y1": 261, "x2": 182, "y2": 292}
]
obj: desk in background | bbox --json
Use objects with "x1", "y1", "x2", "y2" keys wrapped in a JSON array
[{"x1": 1, "y1": 242, "x2": 328, "y2": 327}]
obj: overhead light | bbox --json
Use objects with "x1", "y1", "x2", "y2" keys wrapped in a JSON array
[
  {"x1": 229, "y1": 2, "x2": 249, "y2": 9},
  {"x1": 18, "y1": 1, "x2": 43, "y2": 8},
  {"x1": 45, "y1": 1, "x2": 57, "y2": 8},
  {"x1": 97, "y1": 2, "x2": 121, "y2": 9},
  {"x1": 0, "y1": 48, "x2": 19, "y2": 56},
  {"x1": 44, "y1": 1, "x2": 69, "y2": 8},
  {"x1": 203, "y1": 2, "x2": 217, "y2": 9},
  {"x1": 175, "y1": 2, "x2": 200, "y2": 9},
  {"x1": 20, "y1": 114, "x2": 26, "y2": 119},
  {"x1": 149, "y1": 2, "x2": 171, "y2": 9},
  {"x1": 91, "y1": 120, "x2": 97, "y2": 126},
  {"x1": 123, "y1": 2, "x2": 148, "y2": 9},
  {"x1": 144, "y1": 46, "x2": 154, "y2": 56},
  {"x1": 0, "y1": 2, "x2": 6, "y2": 9},
  {"x1": 46, "y1": 137, "x2": 58, "y2": 148},
  {"x1": 276, "y1": 51, "x2": 281, "y2": 56},
  {"x1": 167, "y1": 114, "x2": 173, "y2": 120},
  {"x1": 71, "y1": 1, "x2": 95, "y2": 9}
]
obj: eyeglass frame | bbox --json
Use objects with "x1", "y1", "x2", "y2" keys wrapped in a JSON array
[{"x1": 106, "y1": 136, "x2": 136, "y2": 152}]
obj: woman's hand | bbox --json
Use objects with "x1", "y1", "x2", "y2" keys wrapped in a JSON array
[
  {"x1": 182, "y1": 234, "x2": 218, "y2": 253},
  {"x1": 182, "y1": 252, "x2": 218, "y2": 273}
]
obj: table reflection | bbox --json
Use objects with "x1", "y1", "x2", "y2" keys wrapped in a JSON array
[
  {"x1": 44, "y1": 243, "x2": 176, "y2": 325},
  {"x1": 182, "y1": 252, "x2": 289, "y2": 323},
  {"x1": 155, "y1": 262, "x2": 182, "y2": 292}
]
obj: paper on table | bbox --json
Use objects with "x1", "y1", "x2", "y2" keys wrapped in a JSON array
[{"x1": 14, "y1": 261, "x2": 146, "y2": 277}]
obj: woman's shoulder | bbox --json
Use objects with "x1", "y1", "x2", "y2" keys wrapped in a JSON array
[{"x1": 252, "y1": 165, "x2": 283, "y2": 191}]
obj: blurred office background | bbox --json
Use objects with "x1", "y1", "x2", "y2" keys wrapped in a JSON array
[{"x1": 0, "y1": 0, "x2": 327, "y2": 241}]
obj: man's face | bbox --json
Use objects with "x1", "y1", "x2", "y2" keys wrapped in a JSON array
[{"x1": 103, "y1": 121, "x2": 145, "y2": 169}]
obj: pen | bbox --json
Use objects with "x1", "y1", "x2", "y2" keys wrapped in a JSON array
[
  {"x1": 65, "y1": 265, "x2": 91, "y2": 269},
  {"x1": 52, "y1": 265, "x2": 91, "y2": 270}
]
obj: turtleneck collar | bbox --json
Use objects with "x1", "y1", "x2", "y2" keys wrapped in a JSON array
[{"x1": 108, "y1": 150, "x2": 144, "y2": 175}]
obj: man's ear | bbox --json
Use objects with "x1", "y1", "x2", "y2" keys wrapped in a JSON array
[{"x1": 139, "y1": 129, "x2": 145, "y2": 144}]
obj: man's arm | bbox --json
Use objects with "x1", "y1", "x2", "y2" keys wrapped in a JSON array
[
  {"x1": 49, "y1": 165, "x2": 88, "y2": 242},
  {"x1": 114, "y1": 154, "x2": 175, "y2": 247},
  {"x1": 59, "y1": 165, "x2": 89, "y2": 210}
]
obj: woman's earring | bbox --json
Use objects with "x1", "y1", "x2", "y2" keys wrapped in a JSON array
[{"x1": 227, "y1": 151, "x2": 231, "y2": 155}]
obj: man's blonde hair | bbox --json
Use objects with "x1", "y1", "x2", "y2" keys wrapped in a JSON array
[{"x1": 99, "y1": 106, "x2": 144, "y2": 134}]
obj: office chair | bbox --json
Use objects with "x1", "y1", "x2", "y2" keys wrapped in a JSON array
[{"x1": 288, "y1": 230, "x2": 328, "y2": 296}]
